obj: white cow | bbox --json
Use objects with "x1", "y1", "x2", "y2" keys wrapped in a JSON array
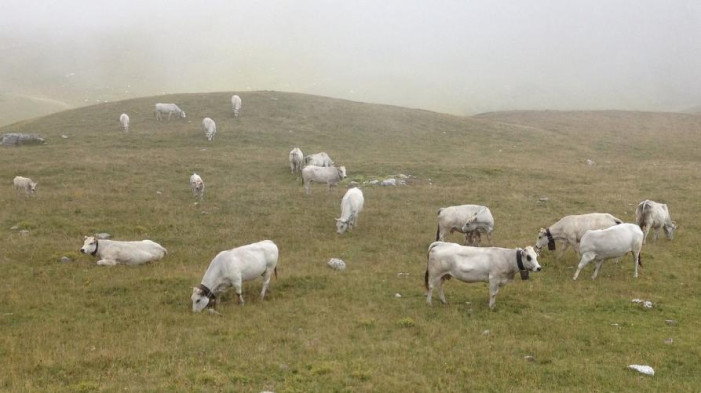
[
  {"x1": 202, "y1": 117, "x2": 216, "y2": 141},
  {"x1": 189, "y1": 173, "x2": 205, "y2": 200},
  {"x1": 425, "y1": 242, "x2": 541, "y2": 309},
  {"x1": 154, "y1": 103, "x2": 186, "y2": 121},
  {"x1": 302, "y1": 165, "x2": 347, "y2": 195},
  {"x1": 79, "y1": 236, "x2": 167, "y2": 266},
  {"x1": 336, "y1": 187, "x2": 364, "y2": 234},
  {"x1": 304, "y1": 152, "x2": 334, "y2": 167},
  {"x1": 13, "y1": 176, "x2": 37, "y2": 195},
  {"x1": 289, "y1": 147, "x2": 304, "y2": 173},
  {"x1": 635, "y1": 200, "x2": 677, "y2": 244},
  {"x1": 573, "y1": 223, "x2": 644, "y2": 280},
  {"x1": 535, "y1": 213, "x2": 623, "y2": 258},
  {"x1": 119, "y1": 113, "x2": 130, "y2": 132},
  {"x1": 191, "y1": 240, "x2": 278, "y2": 311},
  {"x1": 436, "y1": 205, "x2": 494, "y2": 246},
  {"x1": 231, "y1": 95, "x2": 242, "y2": 117}
]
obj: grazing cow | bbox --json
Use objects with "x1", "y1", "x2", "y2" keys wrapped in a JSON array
[
  {"x1": 119, "y1": 113, "x2": 130, "y2": 132},
  {"x1": 79, "y1": 236, "x2": 167, "y2": 266},
  {"x1": 635, "y1": 200, "x2": 677, "y2": 244},
  {"x1": 231, "y1": 95, "x2": 242, "y2": 117},
  {"x1": 189, "y1": 173, "x2": 205, "y2": 200},
  {"x1": 202, "y1": 117, "x2": 216, "y2": 141},
  {"x1": 154, "y1": 103, "x2": 186, "y2": 121},
  {"x1": 535, "y1": 213, "x2": 622, "y2": 258},
  {"x1": 336, "y1": 187, "x2": 364, "y2": 234},
  {"x1": 302, "y1": 165, "x2": 347, "y2": 195},
  {"x1": 13, "y1": 176, "x2": 37, "y2": 195},
  {"x1": 289, "y1": 147, "x2": 304, "y2": 173},
  {"x1": 304, "y1": 152, "x2": 334, "y2": 167},
  {"x1": 425, "y1": 242, "x2": 541, "y2": 309},
  {"x1": 436, "y1": 205, "x2": 494, "y2": 246},
  {"x1": 191, "y1": 240, "x2": 278, "y2": 311},
  {"x1": 573, "y1": 223, "x2": 644, "y2": 280}
]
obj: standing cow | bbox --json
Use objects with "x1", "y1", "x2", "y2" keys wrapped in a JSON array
[
  {"x1": 13, "y1": 176, "x2": 37, "y2": 195},
  {"x1": 635, "y1": 200, "x2": 677, "y2": 244},
  {"x1": 573, "y1": 223, "x2": 644, "y2": 280},
  {"x1": 336, "y1": 187, "x2": 364, "y2": 234},
  {"x1": 425, "y1": 242, "x2": 541, "y2": 309},
  {"x1": 436, "y1": 204, "x2": 494, "y2": 246},
  {"x1": 304, "y1": 152, "x2": 334, "y2": 167},
  {"x1": 154, "y1": 103, "x2": 186, "y2": 121},
  {"x1": 535, "y1": 213, "x2": 622, "y2": 258},
  {"x1": 231, "y1": 95, "x2": 242, "y2": 118},
  {"x1": 302, "y1": 165, "x2": 347, "y2": 195},
  {"x1": 191, "y1": 240, "x2": 278, "y2": 311},
  {"x1": 202, "y1": 117, "x2": 216, "y2": 141},
  {"x1": 289, "y1": 147, "x2": 304, "y2": 173},
  {"x1": 119, "y1": 113, "x2": 130, "y2": 132},
  {"x1": 190, "y1": 173, "x2": 205, "y2": 200}
]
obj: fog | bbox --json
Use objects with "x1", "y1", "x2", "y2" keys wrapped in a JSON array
[{"x1": 2, "y1": 0, "x2": 701, "y2": 123}]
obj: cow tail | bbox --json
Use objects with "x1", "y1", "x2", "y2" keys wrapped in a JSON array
[
  {"x1": 424, "y1": 269, "x2": 429, "y2": 291},
  {"x1": 274, "y1": 266, "x2": 278, "y2": 280},
  {"x1": 435, "y1": 225, "x2": 441, "y2": 241},
  {"x1": 614, "y1": 218, "x2": 622, "y2": 225},
  {"x1": 637, "y1": 253, "x2": 642, "y2": 267}
]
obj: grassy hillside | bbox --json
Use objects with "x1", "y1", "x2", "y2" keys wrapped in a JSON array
[{"x1": 1, "y1": 92, "x2": 700, "y2": 392}]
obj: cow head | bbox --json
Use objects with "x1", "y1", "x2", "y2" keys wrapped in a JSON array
[
  {"x1": 191, "y1": 287, "x2": 211, "y2": 312},
  {"x1": 336, "y1": 218, "x2": 349, "y2": 234},
  {"x1": 521, "y1": 246, "x2": 542, "y2": 272},
  {"x1": 80, "y1": 236, "x2": 97, "y2": 255},
  {"x1": 29, "y1": 182, "x2": 37, "y2": 193},
  {"x1": 180, "y1": 111, "x2": 187, "y2": 119},
  {"x1": 338, "y1": 166, "x2": 347, "y2": 179},
  {"x1": 534, "y1": 228, "x2": 555, "y2": 253},
  {"x1": 663, "y1": 222, "x2": 678, "y2": 240},
  {"x1": 461, "y1": 214, "x2": 479, "y2": 232}
]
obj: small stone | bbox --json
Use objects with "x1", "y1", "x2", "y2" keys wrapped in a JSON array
[
  {"x1": 643, "y1": 301, "x2": 653, "y2": 309},
  {"x1": 60, "y1": 256, "x2": 71, "y2": 263},
  {"x1": 524, "y1": 355, "x2": 536, "y2": 362},
  {"x1": 586, "y1": 159, "x2": 596, "y2": 166},
  {"x1": 19, "y1": 230, "x2": 30, "y2": 235},
  {"x1": 397, "y1": 174, "x2": 409, "y2": 179},
  {"x1": 665, "y1": 319, "x2": 677, "y2": 325},
  {"x1": 61, "y1": 135, "x2": 69, "y2": 139},
  {"x1": 628, "y1": 364, "x2": 654, "y2": 376},
  {"x1": 664, "y1": 338, "x2": 673, "y2": 344},
  {"x1": 380, "y1": 178, "x2": 397, "y2": 186},
  {"x1": 611, "y1": 323, "x2": 620, "y2": 327},
  {"x1": 327, "y1": 258, "x2": 346, "y2": 270},
  {"x1": 396, "y1": 272, "x2": 410, "y2": 277},
  {"x1": 394, "y1": 293, "x2": 402, "y2": 298},
  {"x1": 156, "y1": 191, "x2": 162, "y2": 195},
  {"x1": 631, "y1": 298, "x2": 643, "y2": 304},
  {"x1": 366, "y1": 180, "x2": 379, "y2": 185},
  {"x1": 539, "y1": 197, "x2": 549, "y2": 202},
  {"x1": 348, "y1": 181, "x2": 359, "y2": 187},
  {"x1": 10, "y1": 226, "x2": 18, "y2": 230},
  {"x1": 95, "y1": 233, "x2": 111, "y2": 239},
  {"x1": 482, "y1": 330, "x2": 490, "y2": 336}
]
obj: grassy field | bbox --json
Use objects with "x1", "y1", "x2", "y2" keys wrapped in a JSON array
[{"x1": 1, "y1": 92, "x2": 700, "y2": 392}]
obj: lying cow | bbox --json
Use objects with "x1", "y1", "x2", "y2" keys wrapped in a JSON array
[
  {"x1": 304, "y1": 152, "x2": 334, "y2": 167},
  {"x1": 189, "y1": 173, "x2": 205, "y2": 200},
  {"x1": 635, "y1": 200, "x2": 677, "y2": 244},
  {"x1": 425, "y1": 242, "x2": 541, "y2": 309},
  {"x1": 336, "y1": 187, "x2": 364, "y2": 234},
  {"x1": 13, "y1": 176, "x2": 37, "y2": 195},
  {"x1": 289, "y1": 147, "x2": 304, "y2": 173},
  {"x1": 573, "y1": 223, "x2": 644, "y2": 280},
  {"x1": 302, "y1": 165, "x2": 347, "y2": 195},
  {"x1": 436, "y1": 204, "x2": 493, "y2": 246},
  {"x1": 535, "y1": 213, "x2": 622, "y2": 258},
  {"x1": 119, "y1": 113, "x2": 130, "y2": 132},
  {"x1": 79, "y1": 236, "x2": 167, "y2": 266},
  {"x1": 154, "y1": 103, "x2": 186, "y2": 121},
  {"x1": 191, "y1": 240, "x2": 278, "y2": 311}
]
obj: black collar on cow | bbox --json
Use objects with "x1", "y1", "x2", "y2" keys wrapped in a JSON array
[
  {"x1": 91, "y1": 239, "x2": 99, "y2": 256},
  {"x1": 198, "y1": 284, "x2": 216, "y2": 301},
  {"x1": 546, "y1": 228, "x2": 556, "y2": 250},
  {"x1": 516, "y1": 249, "x2": 526, "y2": 271}
]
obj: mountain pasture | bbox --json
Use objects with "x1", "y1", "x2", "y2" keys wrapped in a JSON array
[{"x1": 1, "y1": 92, "x2": 700, "y2": 392}]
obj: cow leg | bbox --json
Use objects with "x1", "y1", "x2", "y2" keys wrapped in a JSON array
[
  {"x1": 591, "y1": 258, "x2": 605, "y2": 280},
  {"x1": 642, "y1": 226, "x2": 650, "y2": 244},
  {"x1": 260, "y1": 269, "x2": 272, "y2": 300},
  {"x1": 437, "y1": 277, "x2": 447, "y2": 304},
  {"x1": 96, "y1": 259, "x2": 117, "y2": 266},
  {"x1": 485, "y1": 231, "x2": 492, "y2": 246},
  {"x1": 488, "y1": 279, "x2": 500, "y2": 310},
  {"x1": 233, "y1": 278, "x2": 244, "y2": 306},
  {"x1": 633, "y1": 251, "x2": 640, "y2": 278},
  {"x1": 557, "y1": 241, "x2": 570, "y2": 260},
  {"x1": 304, "y1": 181, "x2": 311, "y2": 196},
  {"x1": 653, "y1": 228, "x2": 660, "y2": 242},
  {"x1": 573, "y1": 252, "x2": 595, "y2": 280}
]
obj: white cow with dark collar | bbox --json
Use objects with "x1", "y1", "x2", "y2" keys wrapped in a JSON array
[
  {"x1": 191, "y1": 240, "x2": 278, "y2": 311},
  {"x1": 425, "y1": 242, "x2": 541, "y2": 309},
  {"x1": 535, "y1": 213, "x2": 622, "y2": 258},
  {"x1": 79, "y1": 236, "x2": 167, "y2": 266}
]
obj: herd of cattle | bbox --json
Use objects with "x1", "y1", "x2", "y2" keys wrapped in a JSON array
[{"x1": 12, "y1": 94, "x2": 680, "y2": 311}]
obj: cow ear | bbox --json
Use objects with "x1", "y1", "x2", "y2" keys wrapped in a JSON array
[
  {"x1": 191, "y1": 287, "x2": 201, "y2": 294},
  {"x1": 84, "y1": 235, "x2": 88, "y2": 240}
]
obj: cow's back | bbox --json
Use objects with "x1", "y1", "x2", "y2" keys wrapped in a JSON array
[{"x1": 555, "y1": 213, "x2": 621, "y2": 239}]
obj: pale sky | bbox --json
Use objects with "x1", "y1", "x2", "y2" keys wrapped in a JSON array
[{"x1": 2, "y1": 0, "x2": 700, "y2": 115}]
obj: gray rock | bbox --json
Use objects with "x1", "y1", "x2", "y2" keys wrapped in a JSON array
[
  {"x1": 664, "y1": 338, "x2": 673, "y2": 344},
  {"x1": 327, "y1": 258, "x2": 346, "y2": 270},
  {"x1": 61, "y1": 135, "x2": 69, "y2": 139},
  {"x1": 19, "y1": 230, "x2": 30, "y2": 235},
  {"x1": 586, "y1": 159, "x2": 596, "y2": 166},
  {"x1": 10, "y1": 226, "x2": 18, "y2": 230},
  {"x1": 95, "y1": 233, "x2": 111, "y2": 239},
  {"x1": 381, "y1": 178, "x2": 397, "y2": 186},
  {"x1": 482, "y1": 329, "x2": 490, "y2": 336},
  {"x1": 665, "y1": 319, "x2": 677, "y2": 325},
  {"x1": 365, "y1": 179, "x2": 379, "y2": 185},
  {"x1": 1, "y1": 133, "x2": 46, "y2": 146},
  {"x1": 524, "y1": 355, "x2": 536, "y2": 362},
  {"x1": 539, "y1": 197, "x2": 549, "y2": 202},
  {"x1": 60, "y1": 256, "x2": 71, "y2": 263}
]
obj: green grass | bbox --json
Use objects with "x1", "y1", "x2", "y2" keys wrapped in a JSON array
[{"x1": 1, "y1": 92, "x2": 700, "y2": 392}]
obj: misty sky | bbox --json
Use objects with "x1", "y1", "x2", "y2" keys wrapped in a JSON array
[{"x1": 2, "y1": 0, "x2": 701, "y2": 116}]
